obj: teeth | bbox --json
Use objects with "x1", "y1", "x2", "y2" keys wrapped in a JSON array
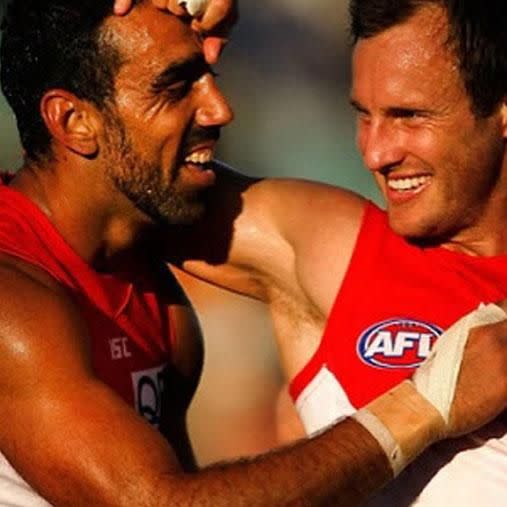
[
  {"x1": 387, "y1": 175, "x2": 429, "y2": 191},
  {"x1": 185, "y1": 149, "x2": 212, "y2": 165}
]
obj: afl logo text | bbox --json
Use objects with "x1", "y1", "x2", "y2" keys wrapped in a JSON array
[{"x1": 357, "y1": 318, "x2": 442, "y2": 369}]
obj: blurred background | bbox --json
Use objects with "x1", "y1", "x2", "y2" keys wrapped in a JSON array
[{"x1": 0, "y1": 0, "x2": 380, "y2": 465}]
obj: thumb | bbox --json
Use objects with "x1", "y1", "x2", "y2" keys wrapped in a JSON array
[
  {"x1": 113, "y1": 0, "x2": 132, "y2": 15},
  {"x1": 203, "y1": 36, "x2": 225, "y2": 64}
]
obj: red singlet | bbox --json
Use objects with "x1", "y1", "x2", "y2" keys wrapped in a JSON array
[
  {"x1": 290, "y1": 202, "x2": 507, "y2": 506},
  {"x1": 0, "y1": 183, "x2": 177, "y2": 427}
]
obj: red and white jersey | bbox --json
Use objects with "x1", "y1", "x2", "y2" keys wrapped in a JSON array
[
  {"x1": 0, "y1": 183, "x2": 179, "y2": 505},
  {"x1": 290, "y1": 202, "x2": 507, "y2": 506}
]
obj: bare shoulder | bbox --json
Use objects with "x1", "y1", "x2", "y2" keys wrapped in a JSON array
[
  {"x1": 0, "y1": 255, "x2": 182, "y2": 504},
  {"x1": 239, "y1": 176, "x2": 367, "y2": 310},
  {"x1": 245, "y1": 177, "x2": 366, "y2": 241},
  {"x1": 229, "y1": 174, "x2": 369, "y2": 375},
  {"x1": 0, "y1": 255, "x2": 91, "y2": 379},
  {"x1": 169, "y1": 164, "x2": 367, "y2": 309}
]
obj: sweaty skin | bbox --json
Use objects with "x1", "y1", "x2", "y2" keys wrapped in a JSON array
[
  {"x1": 0, "y1": 2, "x2": 505, "y2": 506},
  {"x1": 151, "y1": 5, "x2": 507, "y2": 504},
  {"x1": 114, "y1": 0, "x2": 235, "y2": 63},
  {"x1": 160, "y1": 3, "x2": 507, "y2": 384}
]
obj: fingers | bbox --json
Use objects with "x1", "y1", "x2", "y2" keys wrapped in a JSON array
[
  {"x1": 198, "y1": 0, "x2": 236, "y2": 32},
  {"x1": 161, "y1": 0, "x2": 186, "y2": 16},
  {"x1": 113, "y1": 0, "x2": 236, "y2": 32},
  {"x1": 113, "y1": 0, "x2": 133, "y2": 15},
  {"x1": 194, "y1": 0, "x2": 236, "y2": 63},
  {"x1": 113, "y1": 0, "x2": 187, "y2": 16},
  {"x1": 448, "y1": 317, "x2": 507, "y2": 436},
  {"x1": 202, "y1": 36, "x2": 226, "y2": 64},
  {"x1": 112, "y1": 0, "x2": 235, "y2": 64}
]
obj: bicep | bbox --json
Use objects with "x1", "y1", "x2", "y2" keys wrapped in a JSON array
[
  {"x1": 276, "y1": 181, "x2": 367, "y2": 312},
  {"x1": 163, "y1": 165, "x2": 366, "y2": 307},
  {"x1": 0, "y1": 273, "x2": 182, "y2": 506},
  {"x1": 215, "y1": 177, "x2": 367, "y2": 309}
]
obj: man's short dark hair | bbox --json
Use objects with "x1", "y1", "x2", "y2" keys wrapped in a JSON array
[
  {"x1": 0, "y1": 0, "x2": 137, "y2": 161},
  {"x1": 349, "y1": 0, "x2": 507, "y2": 118}
]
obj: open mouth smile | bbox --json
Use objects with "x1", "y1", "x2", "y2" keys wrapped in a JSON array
[
  {"x1": 180, "y1": 147, "x2": 216, "y2": 188},
  {"x1": 387, "y1": 175, "x2": 430, "y2": 192},
  {"x1": 384, "y1": 174, "x2": 431, "y2": 204},
  {"x1": 184, "y1": 148, "x2": 213, "y2": 168}
]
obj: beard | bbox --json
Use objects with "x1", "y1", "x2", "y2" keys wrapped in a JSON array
[{"x1": 103, "y1": 112, "x2": 206, "y2": 225}]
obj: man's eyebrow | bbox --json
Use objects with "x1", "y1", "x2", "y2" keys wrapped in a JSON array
[
  {"x1": 349, "y1": 98, "x2": 367, "y2": 113},
  {"x1": 150, "y1": 54, "x2": 211, "y2": 92}
]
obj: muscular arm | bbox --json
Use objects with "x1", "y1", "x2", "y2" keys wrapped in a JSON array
[
  {"x1": 163, "y1": 163, "x2": 366, "y2": 310},
  {"x1": 158, "y1": 164, "x2": 367, "y2": 376},
  {"x1": 113, "y1": 0, "x2": 366, "y2": 310},
  {"x1": 0, "y1": 262, "x2": 390, "y2": 506},
  {"x1": 3, "y1": 260, "x2": 503, "y2": 506}
]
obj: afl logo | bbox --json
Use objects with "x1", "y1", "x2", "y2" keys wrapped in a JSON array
[{"x1": 357, "y1": 318, "x2": 442, "y2": 369}]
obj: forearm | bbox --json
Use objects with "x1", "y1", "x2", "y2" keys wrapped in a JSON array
[
  {"x1": 153, "y1": 419, "x2": 392, "y2": 507},
  {"x1": 157, "y1": 383, "x2": 442, "y2": 506}
]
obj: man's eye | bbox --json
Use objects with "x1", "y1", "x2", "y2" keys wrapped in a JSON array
[
  {"x1": 165, "y1": 81, "x2": 192, "y2": 101},
  {"x1": 355, "y1": 110, "x2": 371, "y2": 124},
  {"x1": 393, "y1": 109, "x2": 423, "y2": 119}
]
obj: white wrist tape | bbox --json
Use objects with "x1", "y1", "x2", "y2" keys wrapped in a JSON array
[
  {"x1": 352, "y1": 381, "x2": 443, "y2": 477},
  {"x1": 353, "y1": 302, "x2": 506, "y2": 477},
  {"x1": 178, "y1": 0, "x2": 208, "y2": 16},
  {"x1": 412, "y1": 302, "x2": 506, "y2": 423},
  {"x1": 352, "y1": 408, "x2": 405, "y2": 477}
]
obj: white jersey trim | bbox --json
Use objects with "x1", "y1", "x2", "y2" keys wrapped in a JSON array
[{"x1": 294, "y1": 365, "x2": 356, "y2": 436}]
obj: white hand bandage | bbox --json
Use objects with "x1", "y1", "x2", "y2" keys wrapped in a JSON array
[
  {"x1": 178, "y1": 0, "x2": 208, "y2": 16},
  {"x1": 412, "y1": 302, "x2": 506, "y2": 423},
  {"x1": 353, "y1": 303, "x2": 506, "y2": 477}
]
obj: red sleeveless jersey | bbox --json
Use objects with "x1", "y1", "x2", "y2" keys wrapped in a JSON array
[
  {"x1": 290, "y1": 202, "x2": 507, "y2": 424},
  {"x1": 0, "y1": 184, "x2": 176, "y2": 427},
  {"x1": 289, "y1": 202, "x2": 507, "y2": 506}
]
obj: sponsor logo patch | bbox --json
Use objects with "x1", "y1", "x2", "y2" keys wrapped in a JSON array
[
  {"x1": 131, "y1": 364, "x2": 167, "y2": 427},
  {"x1": 357, "y1": 318, "x2": 442, "y2": 369}
]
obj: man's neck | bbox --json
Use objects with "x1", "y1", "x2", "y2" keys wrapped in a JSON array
[{"x1": 10, "y1": 161, "x2": 153, "y2": 269}]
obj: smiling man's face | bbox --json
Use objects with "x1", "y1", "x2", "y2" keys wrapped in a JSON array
[
  {"x1": 351, "y1": 4, "x2": 506, "y2": 243},
  {"x1": 100, "y1": 3, "x2": 233, "y2": 224}
]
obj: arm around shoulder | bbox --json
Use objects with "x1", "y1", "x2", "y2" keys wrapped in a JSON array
[
  {"x1": 165, "y1": 162, "x2": 368, "y2": 305},
  {"x1": 1, "y1": 259, "x2": 501, "y2": 506},
  {"x1": 0, "y1": 261, "x2": 418, "y2": 506}
]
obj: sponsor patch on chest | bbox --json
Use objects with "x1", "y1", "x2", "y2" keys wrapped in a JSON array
[
  {"x1": 357, "y1": 318, "x2": 442, "y2": 369},
  {"x1": 131, "y1": 364, "x2": 166, "y2": 427}
]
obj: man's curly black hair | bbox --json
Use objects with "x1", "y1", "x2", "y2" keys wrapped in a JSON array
[{"x1": 0, "y1": 0, "x2": 143, "y2": 161}]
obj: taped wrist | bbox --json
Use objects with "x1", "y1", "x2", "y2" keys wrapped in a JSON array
[
  {"x1": 412, "y1": 303, "x2": 506, "y2": 423},
  {"x1": 353, "y1": 302, "x2": 506, "y2": 477},
  {"x1": 178, "y1": 0, "x2": 208, "y2": 16},
  {"x1": 352, "y1": 381, "x2": 444, "y2": 477}
]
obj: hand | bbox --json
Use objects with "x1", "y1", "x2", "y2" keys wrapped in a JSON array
[
  {"x1": 447, "y1": 308, "x2": 507, "y2": 437},
  {"x1": 113, "y1": 0, "x2": 238, "y2": 64},
  {"x1": 356, "y1": 302, "x2": 507, "y2": 476}
]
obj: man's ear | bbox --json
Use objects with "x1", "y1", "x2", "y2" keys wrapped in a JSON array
[
  {"x1": 40, "y1": 89, "x2": 101, "y2": 157},
  {"x1": 501, "y1": 97, "x2": 507, "y2": 138}
]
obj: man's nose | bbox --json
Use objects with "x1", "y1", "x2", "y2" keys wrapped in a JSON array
[
  {"x1": 358, "y1": 118, "x2": 404, "y2": 173},
  {"x1": 195, "y1": 75, "x2": 234, "y2": 128}
]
